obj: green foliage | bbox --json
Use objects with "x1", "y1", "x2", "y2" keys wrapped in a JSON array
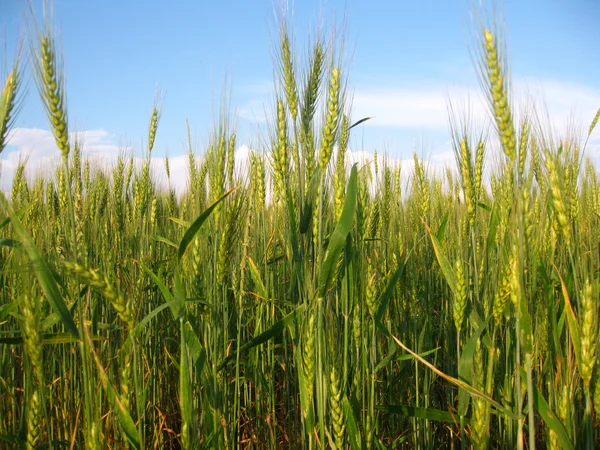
[{"x1": 0, "y1": 5, "x2": 598, "y2": 450}]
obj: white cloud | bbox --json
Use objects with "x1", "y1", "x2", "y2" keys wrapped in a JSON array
[
  {"x1": 5, "y1": 128, "x2": 121, "y2": 158},
  {"x1": 238, "y1": 100, "x2": 270, "y2": 124},
  {"x1": 237, "y1": 76, "x2": 599, "y2": 176},
  {"x1": 586, "y1": 136, "x2": 600, "y2": 159},
  {"x1": 339, "y1": 148, "x2": 458, "y2": 197},
  {"x1": 0, "y1": 126, "x2": 492, "y2": 204},
  {"x1": 352, "y1": 84, "x2": 487, "y2": 129},
  {"x1": 351, "y1": 77, "x2": 600, "y2": 134},
  {"x1": 3, "y1": 75, "x2": 598, "y2": 199},
  {"x1": 0, "y1": 129, "x2": 259, "y2": 197},
  {"x1": 1, "y1": 128, "x2": 128, "y2": 191}
]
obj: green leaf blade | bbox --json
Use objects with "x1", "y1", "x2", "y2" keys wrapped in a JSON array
[{"x1": 317, "y1": 164, "x2": 358, "y2": 298}]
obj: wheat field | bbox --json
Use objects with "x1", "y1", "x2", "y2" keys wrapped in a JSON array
[{"x1": 1, "y1": 5, "x2": 600, "y2": 450}]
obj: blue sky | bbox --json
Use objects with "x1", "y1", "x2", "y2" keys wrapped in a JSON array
[{"x1": 1, "y1": 0, "x2": 599, "y2": 192}]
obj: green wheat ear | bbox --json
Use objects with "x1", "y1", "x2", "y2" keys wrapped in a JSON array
[
  {"x1": 588, "y1": 108, "x2": 600, "y2": 136},
  {"x1": 33, "y1": 31, "x2": 71, "y2": 158},
  {"x1": 481, "y1": 29, "x2": 516, "y2": 161},
  {"x1": 0, "y1": 57, "x2": 23, "y2": 154},
  {"x1": 580, "y1": 279, "x2": 597, "y2": 391},
  {"x1": 453, "y1": 259, "x2": 467, "y2": 335},
  {"x1": 319, "y1": 66, "x2": 341, "y2": 169},
  {"x1": 147, "y1": 91, "x2": 163, "y2": 154},
  {"x1": 279, "y1": 26, "x2": 299, "y2": 121}
]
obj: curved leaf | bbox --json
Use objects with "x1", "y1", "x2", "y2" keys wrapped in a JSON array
[
  {"x1": 424, "y1": 221, "x2": 457, "y2": 297},
  {"x1": 142, "y1": 265, "x2": 182, "y2": 320},
  {"x1": 87, "y1": 332, "x2": 140, "y2": 449},
  {"x1": 0, "y1": 194, "x2": 79, "y2": 339},
  {"x1": 533, "y1": 384, "x2": 574, "y2": 450},
  {"x1": 349, "y1": 116, "x2": 374, "y2": 130},
  {"x1": 343, "y1": 395, "x2": 362, "y2": 450},
  {"x1": 552, "y1": 262, "x2": 582, "y2": 372},
  {"x1": 177, "y1": 186, "x2": 239, "y2": 262},
  {"x1": 152, "y1": 234, "x2": 177, "y2": 248},
  {"x1": 458, "y1": 315, "x2": 490, "y2": 416},
  {"x1": 377, "y1": 404, "x2": 461, "y2": 424},
  {"x1": 375, "y1": 244, "x2": 413, "y2": 325},
  {"x1": 217, "y1": 303, "x2": 306, "y2": 372},
  {"x1": 0, "y1": 239, "x2": 20, "y2": 248},
  {"x1": 392, "y1": 333, "x2": 516, "y2": 420},
  {"x1": 134, "y1": 300, "x2": 177, "y2": 336},
  {"x1": 300, "y1": 167, "x2": 322, "y2": 234},
  {"x1": 318, "y1": 164, "x2": 358, "y2": 298}
]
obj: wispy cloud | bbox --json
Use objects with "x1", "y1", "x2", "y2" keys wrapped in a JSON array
[
  {"x1": 237, "y1": 76, "x2": 599, "y2": 167},
  {"x1": 238, "y1": 100, "x2": 270, "y2": 124},
  {"x1": 1, "y1": 128, "x2": 127, "y2": 188},
  {"x1": 352, "y1": 84, "x2": 486, "y2": 129},
  {"x1": 4, "y1": 128, "x2": 123, "y2": 160},
  {"x1": 0, "y1": 128, "x2": 258, "y2": 196},
  {"x1": 238, "y1": 80, "x2": 275, "y2": 125},
  {"x1": 3, "y1": 75, "x2": 598, "y2": 198},
  {"x1": 586, "y1": 136, "x2": 600, "y2": 159},
  {"x1": 352, "y1": 76, "x2": 600, "y2": 132}
]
